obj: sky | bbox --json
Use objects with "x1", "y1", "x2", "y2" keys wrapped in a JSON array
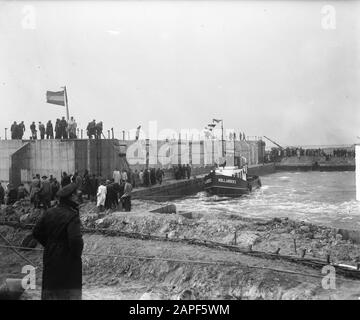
[{"x1": 0, "y1": 0, "x2": 359, "y2": 146}]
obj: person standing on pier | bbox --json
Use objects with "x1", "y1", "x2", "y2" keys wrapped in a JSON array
[
  {"x1": 68, "y1": 116, "x2": 77, "y2": 139},
  {"x1": 121, "y1": 180, "x2": 132, "y2": 212},
  {"x1": 55, "y1": 119, "x2": 61, "y2": 139},
  {"x1": 10, "y1": 121, "x2": 18, "y2": 139},
  {"x1": 139, "y1": 169, "x2": 144, "y2": 186},
  {"x1": 39, "y1": 122, "x2": 45, "y2": 140},
  {"x1": 30, "y1": 122, "x2": 37, "y2": 140},
  {"x1": 46, "y1": 120, "x2": 54, "y2": 139},
  {"x1": 18, "y1": 121, "x2": 25, "y2": 139},
  {"x1": 95, "y1": 121, "x2": 103, "y2": 139},
  {"x1": 155, "y1": 168, "x2": 164, "y2": 185},
  {"x1": 186, "y1": 164, "x2": 191, "y2": 179},
  {"x1": 59, "y1": 117, "x2": 68, "y2": 139},
  {"x1": 0, "y1": 182, "x2": 5, "y2": 204},
  {"x1": 33, "y1": 182, "x2": 84, "y2": 300},
  {"x1": 86, "y1": 120, "x2": 96, "y2": 139}
]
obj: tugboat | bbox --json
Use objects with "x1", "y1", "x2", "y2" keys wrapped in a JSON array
[{"x1": 204, "y1": 165, "x2": 261, "y2": 197}]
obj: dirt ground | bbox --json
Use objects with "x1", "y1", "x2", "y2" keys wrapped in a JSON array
[{"x1": 1, "y1": 200, "x2": 360, "y2": 300}]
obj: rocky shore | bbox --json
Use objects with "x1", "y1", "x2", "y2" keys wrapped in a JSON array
[{"x1": 1, "y1": 200, "x2": 360, "y2": 300}]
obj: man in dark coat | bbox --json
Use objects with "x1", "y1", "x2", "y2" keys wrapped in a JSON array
[
  {"x1": 86, "y1": 120, "x2": 96, "y2": 139},
  {"x1": 81, "y1": 170, "x2": 91, "y2": 200},
  {"x1": 0, "y1": 182, "x2": 4, "y2": 204},
  {"x1": 10, "y1": 121, "x2": 18, "y2": 139},
  {"x1": 39, "y1": 176, "x2": 52, "y2": 209},
  {"x1": 186, "y1": 164, "x2": 191, "y2": 179},
  {"x1": 30, "y1": 122, "x2": 37, "y2": 140},
  {"x1": 105, "y1": 180, "x2": 118, "y2": 209},
  {"x1": 150, "y1": 168, "x2": 156, "y2": 185},
  {"x1": 17, "y1": 183, "x2": 29, "y2": 200},
  {"x1": 33, "y1": 182, "x2": 83, "y2": 300},
  {"x1": 50, "y1": 178, "x2": 60, "y2": 200},
  {"x1": 18, "y1": 121, "x2": 25, "y2": 139},
  {"x1": 121, "y1": 181, "x2": 132, "y2": 212},
  {"x1": 95, "y1": 121, "x2": 103, "y2": 139},
  {"x1": 55, "y1": 119, "x2": 61, "y2": 139},
  {"x1": 88, "y1": 174, "x2": 98, "y2": 202},
  {"x1": 155, "y1": 168, "x2": 164, "y2": 185},
  {"x1": 59, "y1": 117, "x2": 68, "y2": 139},
  {"x1": 46, "y1": 120, "x2": 54, "y2": 139},
  {"x1": 39, "y1": 122, "x2": 46, "y2": 140},
  {"x1": 6, "y1": 184, "x2": 18, "y2": 205}
]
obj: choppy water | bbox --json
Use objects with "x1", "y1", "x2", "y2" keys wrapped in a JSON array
[{"x1": 172, "y1": 171, "x2": 360, "y2": 230}]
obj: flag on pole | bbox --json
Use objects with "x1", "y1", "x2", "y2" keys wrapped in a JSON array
[
  {"x1": 213, "y1": 119, "x2": 221, "y2": 123},
  {"x1": 46, "y1": 90, "x2": 65, "y2": 106}
]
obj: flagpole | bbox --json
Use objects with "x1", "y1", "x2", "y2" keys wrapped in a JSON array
[
  {"x1": 221, "y1": 120, "x2": 225, "y2": 158},
  {"x1": 63, "y1": 86, "x2": 70, "y2": 120}
]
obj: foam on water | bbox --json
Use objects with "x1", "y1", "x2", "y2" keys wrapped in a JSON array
[{"x1": 171, "y1": 171, "x2": 360, "y2": 229}]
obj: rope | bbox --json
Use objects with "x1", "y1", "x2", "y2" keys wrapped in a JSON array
[
  {"x1": 0, "y1": 243, "x2": 327, "y2": 280},
  {"x1": 0, "y1": 233, "x2": 42, "y2": 271}
]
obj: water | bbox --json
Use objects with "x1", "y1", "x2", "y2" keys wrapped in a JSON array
[{"x1": 172, "y1": 171, "x2": 360, "y2": 230}]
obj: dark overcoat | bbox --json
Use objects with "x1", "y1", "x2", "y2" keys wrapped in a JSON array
[{"x1": 33, "y1": 200, "x2": 83, "y2": 300}]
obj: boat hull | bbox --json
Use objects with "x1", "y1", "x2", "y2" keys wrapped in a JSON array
[{"x1": 204, "y1": 172, "x2": 261, "y2": 197}]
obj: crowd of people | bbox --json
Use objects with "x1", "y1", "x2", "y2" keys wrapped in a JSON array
[
  {"x1": 173, "y1": 164, "x2": 192, "y2": 180},
  {"x1": 265, "y1": 147, "x2": 356, "y2": 162},
  {"x1": 0, "y1": 163, "x2": 194, "y2": 210},
  {"x1": 9, "y1": 118, "x2": 104, "y2": 140}
]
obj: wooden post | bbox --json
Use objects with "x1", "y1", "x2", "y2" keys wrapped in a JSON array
[
  {"x1": 293, "y1": 238, "x2": 297, "y2": 254},
  {"x1": 234, "y1": 230, "x2": 237, "y2": 245}
]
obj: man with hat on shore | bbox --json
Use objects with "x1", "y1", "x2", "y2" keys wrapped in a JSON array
[{"x1": 33, "y1": 182, "x2": 84, "y2": 300}]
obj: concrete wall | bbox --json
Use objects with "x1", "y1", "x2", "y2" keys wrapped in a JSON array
[
  {"x1": 9, "y1": 140, "x2": 76, "y2": 184},
  {"x1": 125, "y1": 139, "x2": 264, "y2": 171},
  {"x1": 2, "y1": 139, "x2": 129, "y2": 185},
  {"x1": 0, "y1": 140, "x2": 27, "y2": 182}
]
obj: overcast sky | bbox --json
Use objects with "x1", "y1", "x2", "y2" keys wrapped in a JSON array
[{"x1": 0, "y1": 0, "x2": 359, "y2": 146}]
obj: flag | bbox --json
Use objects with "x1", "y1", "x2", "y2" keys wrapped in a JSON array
[
  {"x1": 46, "y1": 90, "x2": 65, "y2": 106},
  {"x1": 213, "y1": 119, "x2": 221, "y2": 123}
]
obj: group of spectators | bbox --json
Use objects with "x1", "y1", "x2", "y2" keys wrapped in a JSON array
[
  {"x1": 0, "y1": 175, "x2": 61, "y2": 207},
  {"x1": 86, "y1": 120, "x2": 103, "y2": 139},
  {"x1": 173, "y1": 164, "x2": 192, "y2": 180},
  {"x1": 333, "y1": 149, "x2": 355, "y2": 158},
  {"x1": 265, "y1": 146, "x2": 356, "y2": 162},
  {"x1": 10, "y1": 116, "x2": 79, "y2": 140}
]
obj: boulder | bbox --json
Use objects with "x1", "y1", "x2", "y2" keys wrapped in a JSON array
[{"x1": 150, "y1": 204, "x2": 177, "y2": 214}]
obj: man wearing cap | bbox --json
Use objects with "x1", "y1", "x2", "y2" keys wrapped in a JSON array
[{"x1": 33, "y1": 182, "x2": 83, "y2": 300}]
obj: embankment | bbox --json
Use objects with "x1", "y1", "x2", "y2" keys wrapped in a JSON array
[{"x1": 2, "y1": 201, "x2": 360, "y2": 300}]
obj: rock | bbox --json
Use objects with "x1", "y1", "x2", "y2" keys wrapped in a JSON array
[
  {"x1": 178, "y1": 289, "x2": 195, "y2": 300},
  {"x1": 140, "y1": 292, "x2": 163, "y2": 300},
  {"x1": 256, "y1": 226, "x2": 267, "y2": 232},
  {"x1": 19, "y1": 213, "x2": 31, "y2": 224},
  {"x1": 299, "y1": 226, "x2": 310, "y2": 233},
  {"x1": 274, "y1": 228, "x2": 288, "y2": 234},
  {"x1": 179, "y1": 212, "x2": 193, "y2": 219},
  {"x1": 150, "y1": 204, "x2": 177, "y2": 214},
  {"x1": 304, "y1": 232, "x2": 314, "y2": 239},
  {"x1": 168, "y1": 231, "x2": 177, "y2": 239}
]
